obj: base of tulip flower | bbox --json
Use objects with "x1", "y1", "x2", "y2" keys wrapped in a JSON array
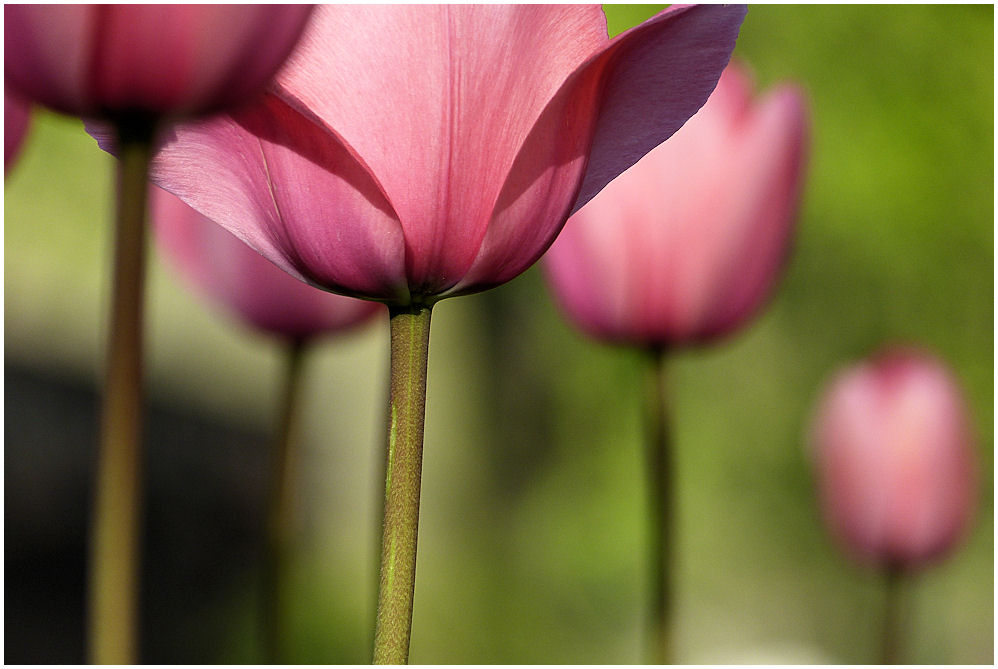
[
  {"x1": 373, "y1": 304, "x2": 433, "y2": 665},
  {"x1": 643, "y1": 347, "x2": 674, "y2": 665},
  {"x1": 89, "y1": 117, "x2": 157, "y2": 665}
]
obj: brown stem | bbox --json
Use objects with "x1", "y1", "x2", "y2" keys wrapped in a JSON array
[{"x1": 88, "y1": 118, "x2": 156, "y2": 665}]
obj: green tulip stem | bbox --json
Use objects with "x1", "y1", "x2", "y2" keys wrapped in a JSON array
[
  {"x1": 644, "y1": 346, "x2": 674, "y2": 665},
  {"x1": 881, "y1": 564, "x2": 904, "y2": 664},
  {"x1": 262, "y1": 338, "x2": 308, "y2": 663},
  {"x1": 373, "y1": 303, "x2": 433, "y2": 664},
  {"x1": 89, "y1": 117, "x2": 157, "y2": 665}
]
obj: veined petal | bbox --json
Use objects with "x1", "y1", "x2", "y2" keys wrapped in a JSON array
[
  {"x1": 151, "y1": 93, "x2": 408, "y2": 302},
  {"x1": 454, "y1": 4, "x2": 746, "y2": 296},
  {"x1": 276, "y1": 4, "x2": 607, "y2": 297}
]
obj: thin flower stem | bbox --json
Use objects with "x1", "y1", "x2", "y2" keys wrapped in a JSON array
[
  {"x1": 262, "y1": 338, "x2": 308, "y2": 663},
  {"x1": 373, "y1": 303, "x2": 433, "y2": 664},
  {"x1": 881, "y1": 565, "x2": 904, "y2": 664},
  {"x1": 644, "y1": 347, "x2": 674, "y2": 665},
  {"x1": 88, "y1": 118, "x2": 157, "y2": 665}
]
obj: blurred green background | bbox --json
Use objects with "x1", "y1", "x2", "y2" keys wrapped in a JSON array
[{"x1": 4, "y1": 5, "x2": 992, "y2": 664}]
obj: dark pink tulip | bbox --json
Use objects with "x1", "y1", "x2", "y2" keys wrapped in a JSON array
[
  {"x1": 5, "y1": 88, "x2": 31, "y2": 172},
  {"x1": 544, "y1": 63, "x2": 808, "y2": 347},
  {"x1": 810, "y1": 348, "x2": 978, "y2": 569},
  {"x1": 152, "y1": 187, "x2": 381, "y2": 340},
  {"x1": 143, "y1": 5, "x2": 746, "y2": 305},
  {"x1": 4, "y1": 4, "x2": 314, "y2": 119}
]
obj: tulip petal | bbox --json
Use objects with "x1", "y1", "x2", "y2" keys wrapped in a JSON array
[
  {"x1": 152, "y1": 187, "x2": 381, "y2": 338},
  {"x1": 276, "y1": 4, "x2": 607, "y2": 297},
  {"x1": 4, "y1": 5, "x2": 94, "y2": 113},
  {"x1": 5, "y1": 5, "x2": 313, "y2": 118},
  {"x1": 151, "y1": 93, "x2": 408, "y2": 302},
  {"x1": 574, "y1": 4, "x2": 747, "y2": 214},
  {"x1": 453, "y1": 4, "x2": 746, "y2": 296},
  {"x1": 702, "y1": 83, "x2": 809, "y2": 335},
  {"x1": 93, "y1": 5, "x2": 314, "y2": 115}
]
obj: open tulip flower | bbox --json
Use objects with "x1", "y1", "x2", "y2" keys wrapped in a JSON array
[
  {"x1": 135, "y1": 5, "x2": 746, "y2": 663},
  {"x1": 544, "y1": 62, "x2": 809, "y2": 348},
  {"x1": 152, "y1": 186, "x2": 381, "y2": 341},
  {"x1": 809, "y1": 347, "x2": 978, "y2": 662},
  {"x1": 147, "y1": 4, "x2": 746, "y2": 306},
  {"x1": 6, "y1": 5, "x2": 315, "y2": 663}
]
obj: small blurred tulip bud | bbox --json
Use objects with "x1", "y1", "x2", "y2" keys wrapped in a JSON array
[{"x1": 809, "y1": 347, "x2": 978, "y2": 570}]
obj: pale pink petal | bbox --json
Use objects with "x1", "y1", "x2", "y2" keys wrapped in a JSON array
[
  {"x1": 453, "y1": 4, "x2": 747, "y2": 296},
  {"x1": 276, "y1": 4, "x2": 608, "y2": 296},
  {"x1": 700, "y1": 84, "x2": 808, "y2": 335},
  {"x1": 151, "y1": 93, "x2": 409, "y2": 303}
]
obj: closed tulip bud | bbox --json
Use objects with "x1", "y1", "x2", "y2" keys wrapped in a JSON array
[
  {"x1": 151, "y1": 187, "x2": 381, "y2": 341},
  {"x1": 544, "y1": 62, "x2": 809, "y2": 348},
  {"x1": 4, "y1": 4, "x2": 314, "y2": 120},
  {"x1": 809, "y1": 348, "x2": 978, "y2": 570}
]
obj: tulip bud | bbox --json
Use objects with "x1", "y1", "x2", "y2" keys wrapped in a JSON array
[
  {"x1": 4, "y1": 5, "x2": 313, "y2": 120},
  {"x1": 809, "y1": 347, "x2": 978, "y2": 570},
  {"x1": 543, "y1": 62, "x2": 809, "y2": 348}
]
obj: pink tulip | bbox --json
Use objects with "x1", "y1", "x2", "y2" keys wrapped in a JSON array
[
  {"x1": 809, "y1": 348, "x2": 978, "y2": 569},
  {"x1": 139, "y1": 5, "x2": 746, "y2": 306},
  {"x1": 152, "y1": 187, "x2": 381, "y2": 340},
  {"x1": 5, "y1": 88, "x2": 30, "y2": 172},
  {"x1": 4, "y1": 4, "x2": 314, "y2": 119},
  {"x1": 543, "y1": 62, "x2": 809, "y2": 347}
]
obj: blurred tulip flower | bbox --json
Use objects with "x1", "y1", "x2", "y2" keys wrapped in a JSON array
[
  {"x1": 146, "y1": 4, "x2": 746, "y2": 306},
  {"x1": 152, "y1": 187, "x2": 381, "y2": 341},
  {"x1": 4, "y1": 4, "x2": 314, "y2": 120},
  {"x1": 544, "y1": 63, "x2": 808, "y2": 347},
  {"x1": 541, "y1": 61, "x2": 808, "y2": 663},
  {"x1": 809, "y1": 347, "x2": 978, "y2": 663},
  {"x1": 5, "y1": 88, "x2": 31, "y2": 173},
  {"x1": 5, "y1": 5, "x2": 314, "y2": 664},
  {"x1": 810, "y1": 347, "x2": 978, "y2": 569}
]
